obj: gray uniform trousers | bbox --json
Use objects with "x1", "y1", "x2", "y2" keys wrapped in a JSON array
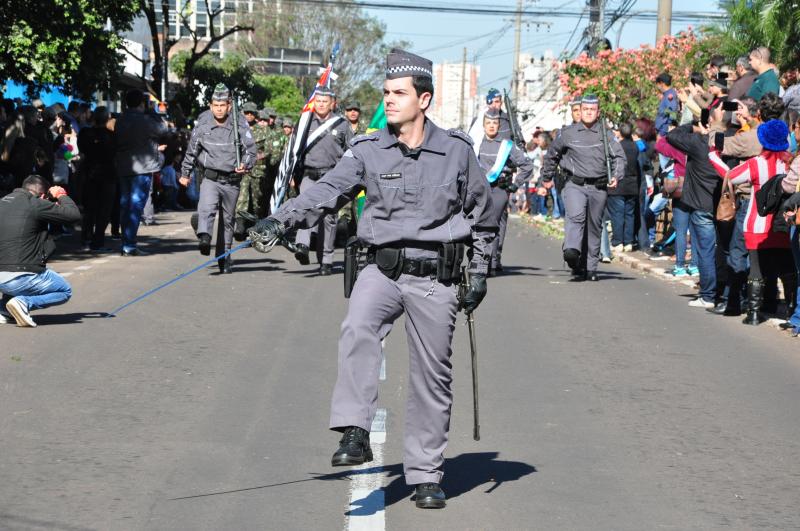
[
  {"x1": 295, "y1": 177, "x2": 337, "y2": 265},
  {"x1": 330, "y1": 264, "x2": 458, "y2": 485},
  {"x1": 197, "y1": 178, "x2": 240, "y2": 250},
  {"x1": 562, "y1": 180, "x2": 608, "y2": 272},
  {"x1": 488, "y1": 186, "x2": 509, "y2": 268}
]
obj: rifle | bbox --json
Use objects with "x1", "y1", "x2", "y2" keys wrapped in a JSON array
[
  {"x1": 231, "y1": 98, "x2": 243, "y2": 169},
  {"x1": 502, "y1": 89, "x2": 525, "y2": 150},
  {"x1": 599, "y1": 113, "x2": 614, "y2": 185},
  {"x1": 459, "y1": 267, "x2": 481, "y2": 441}
]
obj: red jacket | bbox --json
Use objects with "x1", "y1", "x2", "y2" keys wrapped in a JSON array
[{"x1": 727, "y1": 150, "x2": 793, "y2": 249}]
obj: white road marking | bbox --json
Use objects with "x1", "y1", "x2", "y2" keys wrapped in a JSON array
[
  {"x1": 346, "y1": 408, "x2": 387, "y2": 531},
  {"x1": 60, "y1": 272, "x2": 74, "y2": 277},
  {"x1": 91, "y1": 259, "x2": 109, "y2": 265},
  {"x1": 74, "y1": 266, "x2": 92, "y2": 271}
]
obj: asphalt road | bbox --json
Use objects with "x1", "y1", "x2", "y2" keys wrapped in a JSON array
[{"x1": 1, "y1": 212, "x2": 799, "y2": 531}]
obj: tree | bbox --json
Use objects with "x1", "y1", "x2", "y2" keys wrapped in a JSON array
[
  {"x1": 705, "y1": 0, "x2": 800, "y2": 70},
  {"x1": 346, "y1": 80, "x2": 382, "y2": 120},
  {"x1": 237, "y1": 0, "x2": 409, "y2": 99},
  {"x1": 252, "y1": 74, "x2": 305, "y2": 119},
  {"x1": 559, "y1": 31, "x2": 710, "y2": 123},
  {"x1": 172, "y1": 0, "x2": 253, "y2": 109},
  {"x1": 1, "y1": 0, "x2": 140, "y2": 99}
]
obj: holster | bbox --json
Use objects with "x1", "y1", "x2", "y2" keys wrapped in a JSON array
[
  {"x1": 437, "y1": 243, "x2": 465, "y2": 283},
  {"x1": 374, "y1": 247, "x2": 404, "y2": 281},
  {"x1": 344, "y1": 237, "x2": 364, "y2": 299}
]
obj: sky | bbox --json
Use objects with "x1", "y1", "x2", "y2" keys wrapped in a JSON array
[{"x1": 364, "y1": 0, "x2": 722, "y2": 94}]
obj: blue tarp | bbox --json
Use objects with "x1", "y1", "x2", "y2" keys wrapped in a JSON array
[{"x1": 1, "y1": 81, "x2": 75, "y2": 106}]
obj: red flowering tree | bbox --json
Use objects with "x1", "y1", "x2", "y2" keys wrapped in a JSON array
[{"x1": 558, "y1": 31, "x2": 710, "y2": 122}]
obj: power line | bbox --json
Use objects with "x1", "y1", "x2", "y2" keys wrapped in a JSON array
[{"x1": 277, "y1": 0, "x2": 725, "y2": 22}]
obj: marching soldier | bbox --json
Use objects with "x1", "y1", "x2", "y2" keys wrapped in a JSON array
[
  {"x1": 262, "y1": 108, "x2": 286, "y2": 210},
  {"x1": 179, "y1": 84, "x2": 256, "y2": 274},
  {"x1": 281, "y1": 117, "x2": 294, "y2": 137},
  {"x1": 292, "y1": 87, "x2": 352, "y2": 275},
  {"x1": 541, "y1": 94, "x2": 625, "y2": 281},
  {"x1": 478, "y1": 109, "x2": 534, "y2": 275},
  {"x1": 485, "y1": 88, "x2": 525, "y2": 149},
  {"x1": 234, "y1": 102, "x2": 269, "y2": 239},
  {"x1": 250, "y1": 49, "x2": 496, "y2": 509},
  {"x1": 343, "y1": 101, "x2": 367, "y2": 135}
]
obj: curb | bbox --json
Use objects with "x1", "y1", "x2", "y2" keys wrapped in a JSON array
[{"x1": 519, "y1": 213, "x2": 790, "y2": 333}]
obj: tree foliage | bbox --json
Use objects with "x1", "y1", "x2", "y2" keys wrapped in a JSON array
[
  {"x1": 704, "y1": 0, "x2": 800, "y2": 70},
  {"x1": 559, "y1": 31, "x2": 710, "y2": 123},
  {"x1": 237, "y1": 0, "x2": 409, "y2": 99},
  {"x1": 1, "y1": 0, "x2": 140, "y2": 98},
  {"x1": 172, "y1": 52, "x2": 304, "y2": 118}
]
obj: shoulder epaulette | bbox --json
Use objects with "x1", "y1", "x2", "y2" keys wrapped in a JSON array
[
  {"x1": 351, "y1": 131, "x2": 380, "y2": 145},
  {"x1": 447, "y1": 128, "x2": 474, "y2": 146}
]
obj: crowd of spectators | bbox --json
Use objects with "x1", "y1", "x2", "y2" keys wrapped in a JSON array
[{"x1": 517, "y1": 46, "x2": 800, "y2": 334}]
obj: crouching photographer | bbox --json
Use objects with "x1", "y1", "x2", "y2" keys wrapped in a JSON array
[{"x1": 0, "y1": 175, "x2": 81, "y2": 327}]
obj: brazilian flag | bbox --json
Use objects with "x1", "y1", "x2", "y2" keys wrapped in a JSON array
[{"x1": 356, "y1": 101, "x2": 388, "y2": 218}]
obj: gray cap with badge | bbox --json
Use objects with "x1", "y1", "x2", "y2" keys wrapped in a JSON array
[
  {"x1": 211, "y1": 83, "x2": 231, "y2": 102},
  {"x1": 385, "y1": 48, "x2": 433, "y2": 80}
]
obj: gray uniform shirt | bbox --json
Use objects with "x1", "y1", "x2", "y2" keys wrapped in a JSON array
[
  {"x1": 272, "y1": 119, "x2": 497, "y2": 274},
  {"x1": 478, "y1": 135, "x2": 534, "y2": 186},
  {"x1": 114, "y1": 109, "x2": 168, "y2": 177},
  {"x1": 181, "y1": 110, "x2": 257, "y2": 176},
  {"x1": 541, "y1": 121, "x2": 626, "y2": 182},
  {"x1": 303, "y1": 113, "x2": 353, "y2": 170}
]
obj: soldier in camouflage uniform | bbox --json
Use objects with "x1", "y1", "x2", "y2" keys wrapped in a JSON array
[
  {"x1": 260, "y1": 108, "x2": 287, "y2": 214},
  {"x1": 337, "y1": 101, "x2": 367, "y2": 237},
  {"x1": 234, "y1": 102, "x2": 270, "y2": 239}
]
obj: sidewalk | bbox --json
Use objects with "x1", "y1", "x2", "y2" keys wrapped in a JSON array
[{"x1": 517, "y1": 212, "x2": 793, "y2": 333}]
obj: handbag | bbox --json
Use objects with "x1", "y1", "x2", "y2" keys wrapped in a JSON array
[
  {"x1": 716, "y1": 177, "x2": 736, "y2": 222},
  {"x1": 660, "y1": 162, "x2": 683, "y2": 198}
]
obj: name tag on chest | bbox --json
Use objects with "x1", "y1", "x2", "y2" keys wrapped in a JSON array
[{"x1": 380, "y1": 172, "x2": 402, "y2": 180}]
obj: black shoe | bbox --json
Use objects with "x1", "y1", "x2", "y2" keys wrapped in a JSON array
[
  {"x1": 569, "y1": 268, "x2": 586, "y2": 281},
  {"x1": 319, "y1": 264, "x2": 332, "y2": 276},
  {"x1": 331, "y1": 426, "x2": 372, "y2": 466},
  {"x1": 563, "y1": 248, "x2": 581, "y2": 270},
  {"x1": 707, "y1": 302, "x2": 727, "y2": 315},
  {"x1": 586, "y1": 270, "x2": 599, "y2": 281},
  {"x1": 414, "y1": 483, "x2": 446, "y2": 509},
  {"x1": 198, "y1": 233, "x2": 211, "y2": 256},
  {"x1": 121, "y1": 248, "x2": 149, "y2": 257},
  {"x1": 779, "y1": 321, "x2": 795, "y2": 330},
  {"x1": 294, "y1": 243, "x2": 310, "y2": 265},
  {"x1": 495, "y1": 262, "x2": 503, "y2": 273},
  {"x1": 233, "y1": 218, "x2": 247, "y2": 242},
  {"x1": 110, "y1": 233, "x2": 121, "y2": 240},
  {"x1": 219, "y1": 256, "x2": 233, "y2": 274}
]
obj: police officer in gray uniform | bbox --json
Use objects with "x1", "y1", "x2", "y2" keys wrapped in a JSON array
[
  {"x1": 251, "y1": 49, "x2": 495, "y2": 509},
  {"x1": 179, "y1": 84, "x2": 256, "y2": 274},
  {"x1": 478, "y1": 109, "x2": 533, "y2": 275},
  {"x1": 541, "y1": 94, "x2": 625, "y2": 280},
  {"x1": 294, "y1": 86, "x2": 353, "y2": 275}
]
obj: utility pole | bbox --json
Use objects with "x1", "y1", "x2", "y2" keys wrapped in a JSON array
[
  {"x1": 587, "y1": 0, "x2": 605, "y2": 56},
  {"x1": 655, "y1": 0, "x2": 672, "y2": 42},
  {"x1": 511, "y1": 0, "x2": 523, "y2": 102},
  {"x1": 459, "y1": 47, "x2": 467, "y2": 129}
]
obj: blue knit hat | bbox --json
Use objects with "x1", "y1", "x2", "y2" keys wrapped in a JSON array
[{"x1": 757, "y1": 119, "x2": 790, "y2": 152}]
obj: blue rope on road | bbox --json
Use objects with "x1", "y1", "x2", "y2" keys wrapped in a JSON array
[{"x1": 106, "y1": 241, "x2": 252, "y2": 317}]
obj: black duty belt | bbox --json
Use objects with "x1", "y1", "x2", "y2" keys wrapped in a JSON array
[
  {"x1": 366, "y1": 252, "x2": 438, "y2": 277},
  {"x1": 570, "y1": 175, "x2": 606, "y2": 186},
  {"x1": 304, "y1": 167, "x2": 333, "y2": 181},
  {"x1": 203, "y1": 168, "x2": 241, "y2": 185}
]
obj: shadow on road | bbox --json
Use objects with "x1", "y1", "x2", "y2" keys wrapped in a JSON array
[
  {"x1": 32, "y1": 312, "x2": 110, "y2": 325},
  {"x1": 167, "y1": 452, "x2": 536, "y2": 515}
]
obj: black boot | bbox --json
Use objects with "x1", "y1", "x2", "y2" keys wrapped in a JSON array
[
  {"x1": 563, "y1": 248, "x2": 581, "y2": 271},
  {"x1": 331, "y1": 426, "x2": 372, "y2": 466},
  {"x1": 781, "y1": 273, "x2": 798, "y2": 320},
  {"x1": 198, "y1": 233, "x2": 211, "y2": 256},
  {"x1": 414, "y1": 483, "x2": 446, "y2": 509},
  {"x1": 743, "y1": 279, "x2": 765, "y2": 325},
  {"x1": 233, "y1": 217, "x2": 247, "y2": 242},
  {"x1": 218, "y1": 256, "x2": 232, "y2": 274},
  {"x1": 319, "y1": 264, "x2": 332, "y2": 276},
  {"x1": 294, "y1": 243, "x2": 310, "y2": 265}
]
